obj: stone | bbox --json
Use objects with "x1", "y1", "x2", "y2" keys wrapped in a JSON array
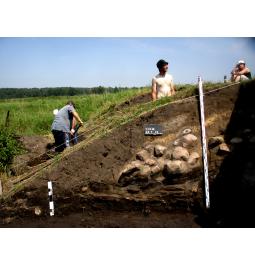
[
  {"x1": 3, "y1": 217, "x2": 14, "y2": 224},
  {"x1": 191, "y1": 182, "x2": 200, "y2": 193},
  {"x1": 187, "y1": 152, "x2": 200, "y2": 166},
  {"x1": 182, "y1": 134, "x2": 198, "y2": 147},
  {"x1": 217, "y1": 143, "x2": 230, "y2": 155},
  {"x1": 154, "y1": 145, "x2": 167, "y2": 157},
  {"x1": 153, "y1": 175, "x2": 165, "y2": 182},
  {"x1": 120, "y1": 161, "x2": 142, "y2": 177},
  {"x1": 119, "y1": 164, "x2": 150, "y2": 186},
  {"x1": 151, "y1": 165, "x2": 161, "y2": 176},
  {"x1": 145, "y1": 158, "x2": 157, "y2": 166},
  {"x1": 136, "y1": 149, "x2": 150, "y2": 161},
  {"x1": 81, "y1": 186, "x2": 88, "y2": 192},
  {"x1": 139, "y1": 165, "x2": 151, "y2": 177},
  {"x1": 34, "y1": 206, "x2": 42, "y2": 216},
  {"x1": 230, "y1": 137, "x2": 243, "y2": 144},
  {"x1": 126, "y1": 185, "x2": 140, "y2": 194},
  {"x1": 143, "y1": 144, "x2": 155, "y2": 154},
  {"x1": 208, "y1": 136, "x2": 224, "y2": 148},
  {"x1": 25, "y1": 191, "x2": 33, "y2": 198},
  {"x1": 89, "y1": 181, "x2": 111, "y2": 192},
  {"x1": 141, "y1": 181, "x2": 163, "y2": 190},
  {"x1": 172, "y1": 146, "x2": 189, "y2": 161},
  {"x1": 165, "y1": 150, "x2": 172, "y2": 160},
  {"x1": 182, "y1": 128, "x2": 192, "y2": 135},
  {"x1": 157, "y1": 158, "x2": 166, "y2": 170},
  {"x1": 164, "y1": 160, "x2": 189, "y2": 175},
  {"x1": 15, "y1": 198, "x2": 27, "y2": 205},
  {"x1": 173, "y1": 139, "x2": 182, "y2": 146}
]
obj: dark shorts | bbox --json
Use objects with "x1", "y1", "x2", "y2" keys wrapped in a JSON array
[{"x1": 52, "y1": 130, "x2": 66, "y2": 152}]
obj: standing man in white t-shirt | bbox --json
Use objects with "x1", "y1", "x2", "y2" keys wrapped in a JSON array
[{"x1": 151, "y1": 59, "x2": 175, "y2": 101}]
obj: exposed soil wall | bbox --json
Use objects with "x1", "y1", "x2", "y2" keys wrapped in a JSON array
[{"x1": 2, "y1": 81, "x2": 253, "y2": 227}]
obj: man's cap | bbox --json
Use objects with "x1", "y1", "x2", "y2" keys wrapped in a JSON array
[
  {"x1": 237, "y1": 60, "x2": 245, "y2": 65},
  {"x1": 156, "y1": 59, "x2": 168, "y2": 69}
]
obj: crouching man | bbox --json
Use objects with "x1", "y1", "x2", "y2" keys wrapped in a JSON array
[
  {"x1": 231, "y1": 60, "x2": 252, "y2": 82},
  {"x1": 51, "y1": 101, "x2": 83, "y2": 152}
]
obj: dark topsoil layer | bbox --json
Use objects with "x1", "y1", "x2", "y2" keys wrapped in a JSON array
[
  {"x1": 33, "y1": 84, "x2": 239, "y2": 191},
  {"x1": 2, "y1": 81, "x2": 255, "y2": 227}
]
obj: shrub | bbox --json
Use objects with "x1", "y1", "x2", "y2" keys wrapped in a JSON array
[{"x1": 0, "y1": 129, "x2": 22, "y2": 172}]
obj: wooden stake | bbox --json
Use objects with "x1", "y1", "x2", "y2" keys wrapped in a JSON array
[{"x1": 5, "y1": 110, "x2": 10, "y2": 127}]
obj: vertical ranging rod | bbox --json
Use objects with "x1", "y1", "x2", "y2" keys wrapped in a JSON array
[
  {"x1": 198, "y1": 76, "x2": 210, "y2": 209},
  {"x1": 48, "y1": 181, "x2": 54, "y2": 216}
]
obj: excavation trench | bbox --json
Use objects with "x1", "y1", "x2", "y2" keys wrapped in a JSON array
[{"x1": 1, "y1": 81, "x2": 255, "y2": 227}]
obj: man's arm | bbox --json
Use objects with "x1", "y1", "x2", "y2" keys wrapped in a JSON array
[
  {"x1": 151, "y1": 78, "x2": 157, "y2": 101},
  {"x1": 71, "y1": 118, "x2": 76, "y2": 129},
  {"x1": 168, "y1": 79, "x2": 175, "y2": 96},
  {"x1": 70, "y1": 118, "x2": 76, "y2": 135},
  {"x1": 172, "y1": 84, "x2": 176, "y2": 95},
  {"x1": 72, "y1": 111, "x2": 83, "y2": 126},
  {"x1": 237, "y1": 67, "x2": 250, "y2": 75}
]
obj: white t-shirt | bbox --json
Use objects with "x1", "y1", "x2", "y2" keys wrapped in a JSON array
[{"x1": 152, "y1": 73, "x2": 174, "y2": 99}]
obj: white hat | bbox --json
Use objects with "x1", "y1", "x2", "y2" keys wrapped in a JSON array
[
  {"x1": 53, "y1": 109, "x2": 59, "y2": 115},
  {"x1": 237, "y1": 60, "x2": 245, "y2": 65}
]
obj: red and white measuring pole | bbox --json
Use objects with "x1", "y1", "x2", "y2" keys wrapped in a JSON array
[{"x1": 198, "y1": 76, "x2": 210, "y2": 209}]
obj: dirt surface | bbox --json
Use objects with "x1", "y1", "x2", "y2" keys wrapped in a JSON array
[
  {"x1": 36, "y1": 83, "x2": 239, "y2": 191},
  {"x1": 116, "y1": 92, "x2": 151, "y2": 110},
  {"x1": 11, "y1": 135, "x2": 52, "y2": 175},
  {"x1": 2, "y1": 81, "x2": 255, "y2": 227},
  {"x1": 1, "y1": 211, "x2": 198, "y2": 228}
]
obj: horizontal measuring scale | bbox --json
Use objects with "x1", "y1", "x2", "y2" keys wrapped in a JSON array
[{"x1": 144, "y1": 124, "x2": 163, "y2": 136}]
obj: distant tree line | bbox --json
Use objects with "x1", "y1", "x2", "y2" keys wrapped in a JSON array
[{"x1": 0, "y1": 86, "x2": 142, "y2": 99}]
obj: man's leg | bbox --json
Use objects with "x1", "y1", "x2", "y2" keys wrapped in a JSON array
[
  {"x1": 231, "y1": 74, "x2": 235, "y2": 82},
  {"x1": 234, "y1": 75, "x2": 241, "y2": 82},
  {"x1": 73, "y1": 132, "x2": 78, "y2": 145},
  {"x1": 235, "y1": 75, "x2": 249, "y2": 82},
  {"x1": 65, "y1": 133, "x2": 70, "y2": 148},
  {"x1": 240, "y1": 75, "x2": 249, "y2": 81},
  {"x1": 52, "y1": 130, "x2": 66, "y2": 152}
]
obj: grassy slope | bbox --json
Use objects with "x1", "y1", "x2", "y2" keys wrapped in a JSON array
[
  {"x1": 1, "y1": 81, "x2": 238, "y2": 198},
  {"x1": 0, "y1": 82, "x2": 224, "y2": 136}
]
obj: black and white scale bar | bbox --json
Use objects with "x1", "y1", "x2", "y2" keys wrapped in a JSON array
[
  {"x1": 48, "y1": 181, "x2": 54, "y2": 216},
  {"x1": 198, "y1": 76, "x2": 210, "y2": 209}
]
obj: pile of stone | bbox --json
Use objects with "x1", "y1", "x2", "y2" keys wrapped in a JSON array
[
  {"x1": 208, "y1": 136, "x2": 230, "y2": 155},
  {"x1": 208, "y1": 131, "x2": 253, "y2": 155},
  {"x1": 117, "y1": 128, "x2": 201, "y2": 187}
]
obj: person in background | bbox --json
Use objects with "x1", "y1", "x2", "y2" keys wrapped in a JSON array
[
  {"x1": 231, "y1": 60, "x2": 252, "y2": 82},
  {"x1": 151, "y1": 59, "x2": 175, "y2": 101},
  {"x1": 51, "y1": 101, "x2": 83, "y2": 152}
]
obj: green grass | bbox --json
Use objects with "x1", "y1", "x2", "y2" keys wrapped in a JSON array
[
  {"x1": 0, "y1": 88, "x2": 148, "y2": 135},
  {"x1": 0, "y1": 82, "x2": 228, "y2": 136}
]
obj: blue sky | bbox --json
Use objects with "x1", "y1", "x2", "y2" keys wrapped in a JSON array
[{"x1": 0, "y1": 37, "x2": 254, "y2": 88}]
